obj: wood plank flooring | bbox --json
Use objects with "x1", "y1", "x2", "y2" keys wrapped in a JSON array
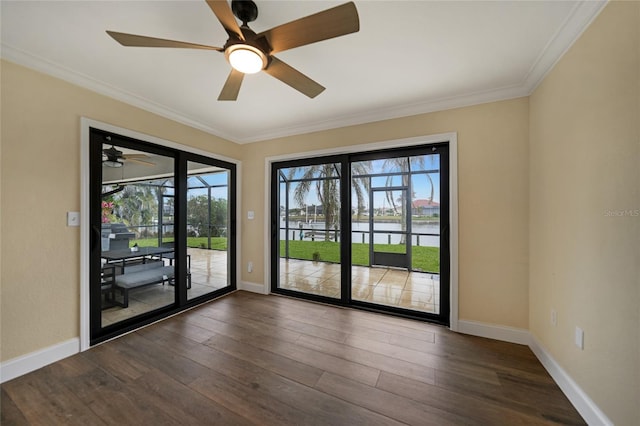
[{"x1": 2, "y1": 291, "x2": 585, "y2": 425}]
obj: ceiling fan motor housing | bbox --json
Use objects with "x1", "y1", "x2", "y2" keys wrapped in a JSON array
[
  {"x1": 223, "y1": 25, "x2": 271, "y2": 54},
  {"x1": 232, "y1": 0, "x2": 258, "y2": 25}
]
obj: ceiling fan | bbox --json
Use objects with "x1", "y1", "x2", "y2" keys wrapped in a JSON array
[
  {"x1": 103, "y1": 146, "x2": 155, "y2": 168},
  {"x1": 106, "y1": 0, "x2": 359, "y2": 101}
]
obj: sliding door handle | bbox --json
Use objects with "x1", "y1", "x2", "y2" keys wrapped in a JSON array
[{"x1": 91, "y1": 225, "x2": 101, "y2": 251}]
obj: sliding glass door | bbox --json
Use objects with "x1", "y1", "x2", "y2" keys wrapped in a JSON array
[
  {"x1": 271, "y1": 144, "x2": 449, "y2": 325},
  {"x1": 350, "y1": 150, "x2": 447, "y2": 317},
  {"x1": 89, "y1": 128, "x2": 236, "y2": 344},
  {"x1": 273, "y1": 159, "x2": 343, "y2": 299},
  {"x1": 186, "y1": 161, "x2": 233, "y2": 300}
]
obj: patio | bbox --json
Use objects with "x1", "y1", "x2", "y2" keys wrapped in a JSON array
[
  {"x1": 280, "y1": 258, "x2": 440, "y2": 314},
  {"x1": 102, "y1": 248, "x2": 229, "y2": 326},
  {"x1": 103, "y1": 250, "x2": 440, "y2": 327}
]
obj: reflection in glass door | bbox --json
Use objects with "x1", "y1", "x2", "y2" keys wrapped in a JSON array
[
  {"x1": 186, "y1": 162, "x2": 232, "y2": 300},
  {"x1": 89, "y1": 128, "x2": 237, "y2": 345},
  {"x1": 274, "y1": 160, "x2": 342, "y2": 299},
  {"x1": 97, "y1": 140, "x2": 176, "y2": 327}
]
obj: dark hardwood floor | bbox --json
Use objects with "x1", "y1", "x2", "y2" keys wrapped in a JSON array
[{"x1": 2, "y1": 291, "x2": 585, "y2": 425}]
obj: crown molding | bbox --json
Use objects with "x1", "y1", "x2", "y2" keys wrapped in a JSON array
[
  {"x1": 236, "y1": 0, "x2": 608, "y2": 144},
  {"x1": 236, "y1": 84, "x2": 527, "y2": 143},
  {"x1": 0, "y1": 44, "x2": 238, "y2": 143},
  {"x1": 1, "y1": 41, "x2": 526, "y2": 144},
  {"x1": 522, "y1": 0, "x2": 607, "y2": 93},
  {"x1": 1, "y1": 1, "x2": 607, "y2": 144}
]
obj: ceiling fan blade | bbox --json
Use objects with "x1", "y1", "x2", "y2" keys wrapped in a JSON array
[
  {"x1": 206, "y1": 0, "x2": 244, "y2": 40},
  {"x1": 102, "y1": 185, "x2": 125, "y2": 198},
  {"x1": 257, "y1": 2, "x2": 359, "y2": 54},
  {"x1": 126, "y1": 158, "x2": 155, "y2": 167},
  {"x1": 264, "y1": 57, "x2": 325, "y2": 98},
  {"x1": 218, "y1": 69, "x2": 245, "y2": 101},
  {"x1": 107, "y1": 31, "x2": 223, "y2": 50}
]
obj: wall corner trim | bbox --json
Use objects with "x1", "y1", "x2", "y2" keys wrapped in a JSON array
[
  {"x1": 457, "y1": 319, "x2": 530, "y2": 345},
  {"x1": 529, "y1": 335, "x2": 614, "y2": 426},
  {"x1": 238, "y1": 280, "x2": 268, "y2": 295},
  {"x1": 0, "y1": 338, "x2": 80, "y2": 384}
]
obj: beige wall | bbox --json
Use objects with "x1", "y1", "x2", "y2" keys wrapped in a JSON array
[
  {"x1": 529, "y1": 2, "x2": 639, "y2": 424},
  {"x1": 0, "y1": 60, "x2": 240, "y2": 361},
  {"x1": 240, "y1": 97, "x2": 530, "y2": 329}
]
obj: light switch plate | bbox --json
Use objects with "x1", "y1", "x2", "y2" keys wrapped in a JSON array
[
  {"x1": 248, "y1": 211, "x2": 255, "y2": 220},
  {"x1": 67, "y1": 211, "x2": 80, "y2": 227},
  {"x1": 575, "y1": 327, "x2": 584, "y2": 350}
]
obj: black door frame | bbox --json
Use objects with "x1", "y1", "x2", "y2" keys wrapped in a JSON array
[
  {"x1": 89, "y1": 127, "x2": 237, "y2": 345},
  {"x1": 270, "y1": 154, "x2": 349, "y2": 304},
  {"x1": 271, "y1": 143, "x2": 450, "y2": 325}
]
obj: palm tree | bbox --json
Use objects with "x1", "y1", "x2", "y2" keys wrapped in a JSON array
[
  {"x1": 352, "y1": 176, "x2": 369, "y2": 219},
  {"x1": 382, "y1": 156, "x2": 436, "y2": 243},
  {"x1": 287, "y1": 162, "x2": 371, "y2": 240},
  {"x1": 110, "y1": 184, "x2": 159, "y2": 237}
]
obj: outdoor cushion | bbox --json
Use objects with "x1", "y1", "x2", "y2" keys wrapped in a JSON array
[
  {"x1": 115, "y1": 266, "x2": 174, "y2": 288},
  {"x1": 119, "y1": 261, "x2": 164, "y2": 275}
]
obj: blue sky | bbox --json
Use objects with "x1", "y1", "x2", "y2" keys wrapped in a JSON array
[{"x1": 186, "y1": 172, "x2": 229, "y2": 200}]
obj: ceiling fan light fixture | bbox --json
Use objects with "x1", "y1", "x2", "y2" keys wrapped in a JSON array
[
  {"x1": 226, "y1": 44, "x2": 266, "y2": 74},
  {"x1": 104, "y1": 159, "x2": 123, "y2": 168}
]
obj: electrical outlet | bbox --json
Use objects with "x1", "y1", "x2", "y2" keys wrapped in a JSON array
[
  {"x1": 551, "y1": 309, "x2": 557, "y2": 327},
  {"x1": 575, "y1": 327, "x2": 584, "y2": 350},
  {"x1": 248, "y1": 261, "x2": 253, "y2": 273}
]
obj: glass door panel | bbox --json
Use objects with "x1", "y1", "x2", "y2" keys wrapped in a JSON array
[
  {"x1": 406, "y1": 154, "x2": 441, "y2": 314},
  {"x1": 98, "y1": 143, "x2": 176, "y2": 327},
  {"x1": 186, "y1": 162, "x2": 231, "y2": 300},
  {"x1": 276, "y1": 162, "x2": 342, "y2": 299},
  {"x1": 350, "y1": 151, "x2": 444, "y2": 316},
  {"x1": 410, "y1": 172, "x2": 440, "y2": 273},
  {"x1": 350, "y1": 165, "x2": 374, "y2": 301}
]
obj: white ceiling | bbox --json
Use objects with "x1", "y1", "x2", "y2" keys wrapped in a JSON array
[{"x1": 1, "y1": 0, "x2": 606, "y2": 143}]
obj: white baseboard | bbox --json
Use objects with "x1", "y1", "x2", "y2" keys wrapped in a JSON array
[
  {"x1": 0, "y1": 338, "x2": 79, "y2": 383},
  {"x1": 238, "y1": 280, "x2": 268, "y2": 294},
  {"x1": 457, "y1": 319, "x2": 530, "y2": 345},
  {"x1": 529, "y1": 335, "x2": 613, "y2": 426},
  {"x1": 457, "y1": 320, "x2": 612, "y2": 425}
]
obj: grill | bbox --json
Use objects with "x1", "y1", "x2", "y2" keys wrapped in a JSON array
[{"x1": 101, "y1": 223, "x2": 135, "y2": 251}]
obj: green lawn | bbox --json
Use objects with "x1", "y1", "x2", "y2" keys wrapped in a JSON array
[
  {"x1": 130, "y1": 237, "x2": 227, "y2": 250},
  {"x1": 131, "y1": 237, "x2": 439, "y2": 272},
  {"x1": 279, "y1": 240, "x2": 440, "y2": 273}
]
